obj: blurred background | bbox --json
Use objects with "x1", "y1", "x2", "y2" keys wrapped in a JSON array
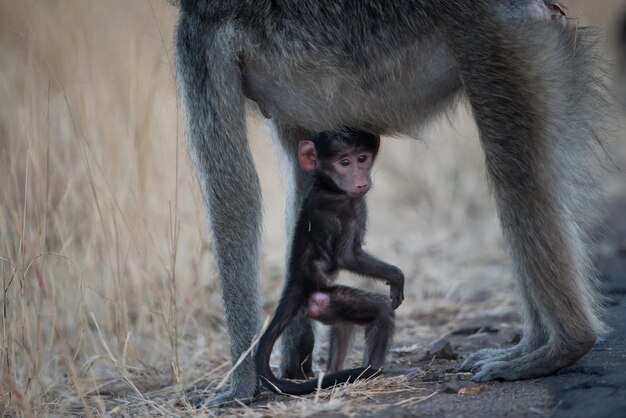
[{"x1": 0, "y1": 1, "x2": 624, "y2": 416}]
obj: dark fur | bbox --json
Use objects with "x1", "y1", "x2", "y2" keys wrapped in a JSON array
[
  {"x1": 255, "y1": 131, "x2": 403, "y2": 395},
  {"x1": 175, "y1": 0, "x2": 609, "y2": 405}
]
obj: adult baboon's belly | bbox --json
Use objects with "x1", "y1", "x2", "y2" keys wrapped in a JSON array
[{"x1": 242, "y1": 39, "x2": 462, "y2": 135}]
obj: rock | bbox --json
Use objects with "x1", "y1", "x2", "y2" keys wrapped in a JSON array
[
  {"x1": 428, "y1": 338, "x2": 458, "y2": 360},
  {"x1": 439, "y1": 383, "x2": 460, "y2": 394}
]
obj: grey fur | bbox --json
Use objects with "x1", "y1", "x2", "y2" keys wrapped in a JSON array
[
  {"x1": 618, "y1": 13, "x2": 626, "y2": 102},
  {"x1": 269, "y1": 123, "x2": 317, "y2": 380},
  {"x1": 174, "y1": 0, "x2": 609, "y2": 405}
]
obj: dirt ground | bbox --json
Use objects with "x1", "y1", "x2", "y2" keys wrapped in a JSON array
[
  {"x1": 199, "y1": 297, "x2": 545, "y2": 417},
  {"x1": 237, "y1": 316, "x2": 552, "y2": 418}
]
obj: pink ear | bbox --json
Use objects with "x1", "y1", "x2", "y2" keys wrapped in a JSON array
[{"x1": 298, "y1": 141, "x2": 318, "y2": 171}]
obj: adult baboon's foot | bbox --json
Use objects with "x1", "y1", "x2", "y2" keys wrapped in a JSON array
[
  {"x1": 459, "y1": 347, "x2": 512, "y2": 373},
  {"x1": 468, "y1": 337, "x2": 595, "y2": 382},
  {"x1": 459, "y1": 337, "x2": 544, "y2": 373},
  {"x1": 193, "y1": 386, "x2": 259, "y2": 409}
]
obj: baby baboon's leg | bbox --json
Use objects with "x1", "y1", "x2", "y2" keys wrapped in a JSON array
[
  {"x1": 327, "y1": 323, "x2": 354, "y2": 373},
  {"x1": 314, "y1": 286, "x2": 394, "y2": 370}
]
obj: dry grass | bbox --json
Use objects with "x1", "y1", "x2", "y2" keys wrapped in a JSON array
[{"x1": 0, "y1": 1, "x2": 622, "y2": 417}]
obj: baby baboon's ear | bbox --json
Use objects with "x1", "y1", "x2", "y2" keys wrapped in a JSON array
[{"x1": 298, "y1": 140, "x2": 318, "y2": 171}]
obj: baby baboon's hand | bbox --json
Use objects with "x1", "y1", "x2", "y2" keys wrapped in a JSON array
[{"x1": 389, "y1": 268, "x2": 405, "y2": 309}]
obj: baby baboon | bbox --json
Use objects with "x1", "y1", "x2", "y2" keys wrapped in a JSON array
[{"x1": 255, "y1": 130, "x2": 404, "y2": 395}]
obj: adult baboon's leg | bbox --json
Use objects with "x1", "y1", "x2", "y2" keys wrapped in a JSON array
[
  {"x1": 461, "y1": 287, "x2": 550, "y2": 370},
  {"x1": 442, "y1": 10, "x2": 605, "y2": 381},
  {"x1": 176, "y1": 13, "x2": 262, "y2": 403},
  {"x1": 270, "y1": 122, "x2": 317, "y2": 379}
]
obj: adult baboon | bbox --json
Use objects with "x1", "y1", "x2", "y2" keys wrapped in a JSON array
[{"x1": 174, "y1": 0, "x2": 608, "y2": 405}]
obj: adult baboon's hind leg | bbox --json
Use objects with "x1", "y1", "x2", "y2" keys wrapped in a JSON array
[
  {"x1": 443, "y1": 12, "x2": 606, "y2": 381},
  {"x1": 176, "y1": 13, "x2": 262, "y2": 404},
  {"x1": 270, "y1": 122, "x2": 317, "y2": 379}
]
